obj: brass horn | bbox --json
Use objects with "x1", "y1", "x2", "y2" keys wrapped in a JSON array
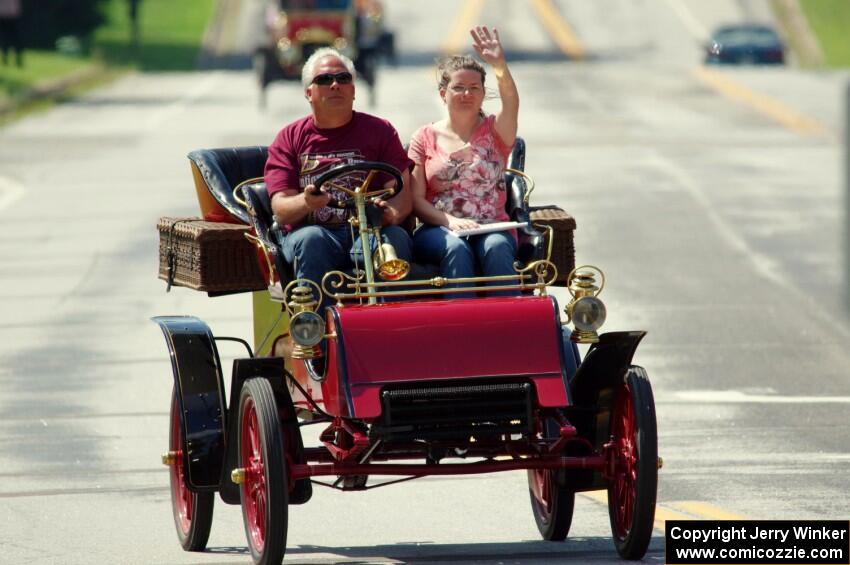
[{"x1": 374, "y1": 242, "x2": 410, "y2": 281}]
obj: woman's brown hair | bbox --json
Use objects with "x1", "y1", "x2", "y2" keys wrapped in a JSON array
[
  {"x1": 436, "y1": 55, "x2": 487, "y2": 118},
  {"x1": 436, "y1": 55, "x2": 486, "y2": 90}
]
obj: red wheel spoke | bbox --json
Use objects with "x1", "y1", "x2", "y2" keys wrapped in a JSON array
[
  {"x1": 611, "y1": 383, "x2": 638, "y2": 538},
  {"x1": 241, "y1": 396, "x2": 269, "y2": 553}
]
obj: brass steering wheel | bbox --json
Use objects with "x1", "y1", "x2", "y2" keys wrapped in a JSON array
[{"x1": 311, "y1": 161, "x2": 403, "y2": 209}]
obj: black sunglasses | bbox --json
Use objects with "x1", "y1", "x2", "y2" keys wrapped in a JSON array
[{"x1": 312, "y1": 72, "x2": 353, "y2": 86}]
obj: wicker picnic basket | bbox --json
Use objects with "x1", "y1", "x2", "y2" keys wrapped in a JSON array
[
  {"x1": 529, "y1": 206, "x2": 576, "y2": 285},
  {"x1": 157, "y1": 217, "x2": 266, "y2": 293}
]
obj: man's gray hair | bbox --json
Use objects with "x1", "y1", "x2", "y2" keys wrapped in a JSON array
[{"x1": 301, "y1": 48, "x2": 356, "y2": 88}]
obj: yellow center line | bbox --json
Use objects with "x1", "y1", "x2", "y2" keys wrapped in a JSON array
[
  {"x1": 694, "y1": 67, "x2": 826, "y2": 137},
  {"x1": 581, "y1": 491, "x2": 749, "y2": 533},
  {"x1": 441, "y1": 0, "x2": 486, "y2": 55},
  {"x1": 669, "y1": 500, "x2": 750, "y2": 521},
  {"x1": 529, "y1": 0, "x2": 585, "y2": 60}
]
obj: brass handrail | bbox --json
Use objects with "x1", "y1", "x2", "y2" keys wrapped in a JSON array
[
  {"x1": 232, "y1": 177, "x2": 265, "y2": 210},
  {"x1": 505, "y1": 167, "x2": 535, "y2": 206},
  {"x1": 322, "y1": 260, "x2": 559, "y2": 304},
  {"x1": 244, "y1": 232, "x2": 276, "y2": 283},
  {"x1": 532, "y1": 222, "x2": 555, "y2": 263}
]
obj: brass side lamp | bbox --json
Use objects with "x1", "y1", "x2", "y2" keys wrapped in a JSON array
[
  {"x1": 285, "y1": 281, "x2": 325, "y2": 360},
  {"x1": 564, "y1": 265, "x2": 607, "y2": 344}
]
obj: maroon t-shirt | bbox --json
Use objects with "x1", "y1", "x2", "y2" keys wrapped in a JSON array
[{"x1": 264, "y1": 111, "x2": 413, "y2": 227}]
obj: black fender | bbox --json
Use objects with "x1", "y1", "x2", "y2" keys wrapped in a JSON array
[
  {"x1": 153, "y1": 316, "x2": 227, "y2": 491},
  {"x1": 562, "y1": 331, "x2": 646, "y2": 491},
  {"x1": 570, "y1": 331, "x2": 646, "y2": 405},
  {"x1": 220, "y1": 357, "x2": 312, "y2": 506}
]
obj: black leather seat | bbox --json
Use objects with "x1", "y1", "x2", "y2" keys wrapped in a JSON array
[
  {"x1": 187, "y1": 147, "x2": 269, "y2": 225},
  {"x1": 187, "y1": 146, "x2": 292, "y2": 286},
  {"x1": 241, "y1": 181, "x2": 293, "y2": 285},
  {"x1": 504, "y1": 138, "x2": 545, "y2": 265},
  {"x1": 186, "y1": 138, "x2": 545, "y2": 289}
]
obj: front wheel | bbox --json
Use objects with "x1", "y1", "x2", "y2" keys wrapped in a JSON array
[
  {"x1": 607, "y1": 366, "x2": 657, "y2": 559},
  {"x1": 168, "y1": 389, "x2": 214, "y2": 551},
  {"x1": 528, "y1": 468, "x2": 575, "y2": 540},
  {"x1": 238, "y1": 378, "x2": 289, "y2": 565}
]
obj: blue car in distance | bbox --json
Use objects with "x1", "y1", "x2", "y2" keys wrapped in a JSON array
[{"x1": 705, "y1": 24, "x2": 785, "y2": 65}]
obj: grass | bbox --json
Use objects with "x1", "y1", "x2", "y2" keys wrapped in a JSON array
[
  {"x1": 799, "y1": 0, "x2": 850, "y2": 67},
  {"x1": 0, "y1": 51, "x2": 98, "y2": 106},
  {"x1": 0, "y1": 0, "x2": 215, "y2": 119},
  {"x1": 94, "y1": 0, "x2": 217, "y2": 71}
]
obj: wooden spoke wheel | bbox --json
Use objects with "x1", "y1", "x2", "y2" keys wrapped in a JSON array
[
  {"x1": 607, "y1": 366, "x2": 657, "y2": 559},
  {"x1": 168, "y1": 389, "x2": 214, "y2": 551},
  {"x1": 528, "y1": 467, "x2": 575, "y2": 541},
  {"x1": 238, "y1": 378, "x2": 289, "y2": 565}
]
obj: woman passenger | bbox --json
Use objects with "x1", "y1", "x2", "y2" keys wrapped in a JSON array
[{"x1": 407, "y1": 26, "x2": 519, "y2": 293}]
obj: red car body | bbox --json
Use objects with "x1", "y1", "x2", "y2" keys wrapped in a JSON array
[{"x1": 291, "y1": 296, "x2": 569, "y2": 418}]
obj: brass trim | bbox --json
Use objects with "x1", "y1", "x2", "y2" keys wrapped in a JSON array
[
  {"x1": 232, "y1": 176, "x2": 264, "y2": 211},
  {"x1": 505, "y1": 167, "x2": 535, "y2": 206},
  {"x1": 566, "y1": 264, "x2": 605, "y2": 297},
  {"x1": 322, "y1": 260, "x2": 558, "y2": 303},
  {"x1": 292, "y1": 344, "x2": 322, "y2": 360},
  {"x1": 322, "y1": 269, "x2": 367, "y2": 306},
  {"x1": 570, "y1": 328, "x2": 600, "y2": 344},
  {"x1": 282, "y1": 279, "x2": 324, "y2": 316},
  {"x1": 244, "y1": 233, "x2": 276, "y2": 283},
  {"x1": 329, "y1": 177, "x2": 396, "y2": 201}
]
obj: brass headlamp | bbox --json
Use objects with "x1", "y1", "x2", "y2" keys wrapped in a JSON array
[
  {"x1": 564, "y1": 265, "x2": 607, "y2": 344},
  {"x1": 284, "y1": 281, "x2": 325, "y2": 360}
]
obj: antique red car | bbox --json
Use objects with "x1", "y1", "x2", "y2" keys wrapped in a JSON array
[
  {"x1": 254, "y1": 0, "x2": 394, "y2": 106},
  {"x1": 155, "y1": 142, "x2": 659, "y2": 564}
]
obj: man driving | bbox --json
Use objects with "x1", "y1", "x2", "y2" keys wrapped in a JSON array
[{"x1": 264, "y1": 47, "x2": 413, "y2": 303}]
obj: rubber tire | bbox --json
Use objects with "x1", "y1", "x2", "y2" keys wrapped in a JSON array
[
  {"x1": 607, "y1": 366, "x2": 657, "y2": 560},
  {"x1": 528, "y1": 468, "x2": 575, "y2": 540},
  {"x1": 238, "y1": 378, "x2": 289, "y2": 565},
  {"x1": 169, "y1": 389, "x2": 214, "y2": 551}
]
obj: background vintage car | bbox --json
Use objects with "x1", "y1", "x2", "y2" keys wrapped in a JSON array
[{"x1": 254, "y1": 0, "x2": 395, "y2": 106}]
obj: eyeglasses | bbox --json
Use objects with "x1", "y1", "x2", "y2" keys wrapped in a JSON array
[
  {"x1": 312, "y1": 72, "x2": 353, "y2": 86},
  {"x1": 449, "y1": 85, "x2": 482, "y2": 94}
]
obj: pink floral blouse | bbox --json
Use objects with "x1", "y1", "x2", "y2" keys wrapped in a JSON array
[{"x1": 408, "y1": 115, "x2": 512, "y2": 223}]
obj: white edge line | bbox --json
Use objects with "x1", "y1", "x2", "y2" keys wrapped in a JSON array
[
  {"x1": 665, "y1": 390, "x2": 850, "y2": 404},
  {"x1": 0, "y1": 175, "x2": 25, "y2": 213}
]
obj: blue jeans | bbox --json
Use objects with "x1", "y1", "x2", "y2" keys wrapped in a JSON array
[
  {"x1": 413, "y1": 225, "x2": 518, "y2": 297},
  {"x1": 278, "y1": 224, "x2": 413, "y2": 309}
]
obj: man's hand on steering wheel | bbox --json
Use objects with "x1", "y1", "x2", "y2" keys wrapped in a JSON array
[
  {"x1": 372, "y1": 196, "x2": 401, "y2": 226},
  {"x1": 304, "y1": 184, "x2": 331, "y2": 210}
]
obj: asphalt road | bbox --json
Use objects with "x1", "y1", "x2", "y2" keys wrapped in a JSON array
[{"x1": 1, "y1": 1, "x2": 849, "y2": 563}]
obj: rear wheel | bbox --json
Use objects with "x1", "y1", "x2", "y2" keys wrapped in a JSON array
[
  {"x1": 607, "y1": 366, "x2": 657, "y2": 559},
  {"x1": 169, "y1": 389, "x2": 214, "y2": 551},
  {"x1": 528, "y1": 468, "x2": 575, "y2": 540},
  {"x1": 238, "y1": 378, "x2": 289, "y2": 565}
]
